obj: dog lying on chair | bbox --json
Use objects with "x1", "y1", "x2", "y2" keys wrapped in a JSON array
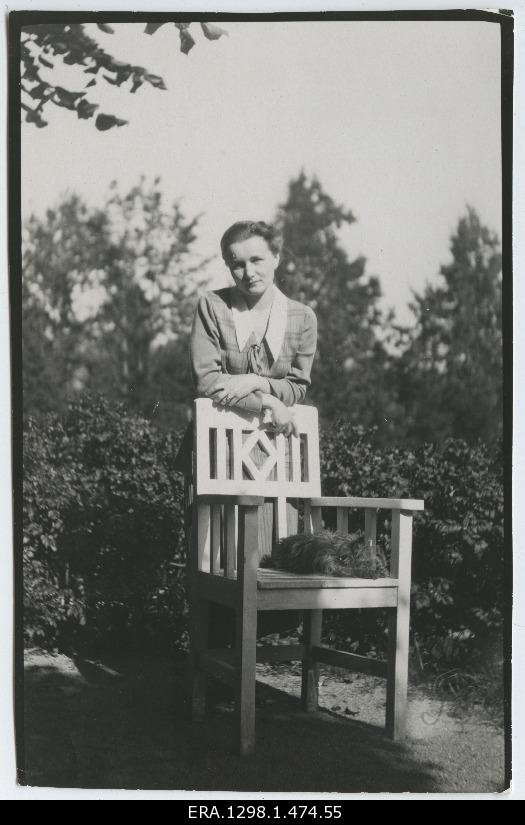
[{"x1": 260, "y1": 529, "x2": 387, "y2": 578}]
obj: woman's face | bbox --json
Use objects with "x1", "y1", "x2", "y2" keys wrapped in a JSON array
[{"x1": 226, "y1": 235, "x2": 279, "y2": 303}]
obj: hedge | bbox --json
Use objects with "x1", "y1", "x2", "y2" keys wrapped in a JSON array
[
  {"x1": 23, "y1": 395, "x2": 187, "y2": 655},
  {"x1": 22, "y1": 396, "x2": 504, "y2": 668},
  {"x1": 320, "y1": 423, "x2": 504, "y2": 667}
]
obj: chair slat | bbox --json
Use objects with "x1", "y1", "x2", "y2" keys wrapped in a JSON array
[
  {"x1": 303, "y1": 501, "x2": 312, "y2": 535},
  {"x1": 242, "y1": 454, "x2": 262, "y2": 481},
  {"x1": 365, "y1": 508, "x2": 377, "y2": 561},
  {"x1": 274, "y1": 498, "x2": 288, "y2": 540},
  {"x1": 211, "y1": 504, "x2": 221, "y2": 574},
  {"x1": 197, "y1": 503, "x2": 211, "y2": 573},
  {"x1": 257, "y1": 429, "x2": 277, "y2": 460},
  {"x1": 241, "y1": 428, "x2": 262, "y2": 460},
  {"x1": 276, "y1": 433, "x2": 287, "y2": 482},
  {"x1": 309, "y1": 505, "x2": 323, "y2": 533},
  {"x1": 232, "y1": 427, "x2": 242, "y2": 480},
  {"x1": 252, "y1": 430, "x2": 278, "y2": 481},
  {"x1": 336, "y1": 507, "x2": 347, "y2": 534},
  {"x1": 224, "y1": 503, "x2": 237, "y2": 578},
  {"x1": 301, "y1": 434, "x2": 310, "y2": 483},
  {"x1": 291, "y1": 434, "x2": 301, "y2": 482},
  {"x1": 306, "y1": 419, "x2": 321, "y2": 491},
  {"x1": 216, "y1": 427, "x2": 227, "y2": 481}
]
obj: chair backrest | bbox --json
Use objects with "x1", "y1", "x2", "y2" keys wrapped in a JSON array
[{"x1": 193, "y1": 398, "x2": 321, "y2": 499}]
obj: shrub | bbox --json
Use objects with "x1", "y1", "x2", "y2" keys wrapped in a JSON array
[
  {"x1": 23, "y1": 398, "x2": 504, "y2": 669},
  {"x1": 23, "y1": 395, "x2": 187, "y2": 654},
  {"x1": 320, "y1": 423, "x2": 504, "y2": 668}
]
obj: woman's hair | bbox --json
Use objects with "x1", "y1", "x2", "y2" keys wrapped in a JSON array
[{"x1": 220, "y1": 221, "x2": 283, "y2": 264}]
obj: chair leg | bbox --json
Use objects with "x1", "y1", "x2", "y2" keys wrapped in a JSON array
[
  {"x1": 234, "y1": 600, "x2": 257, "y2": 756},
  {"x1": 386, "y1": 601, "x2": 410, "y2": 739},
  {"x1": 301, "y1": 610, "x2": 322, "y2": 711},
  {"x1": 189, "y1": 596, "x2": 209, "y2": 721}
]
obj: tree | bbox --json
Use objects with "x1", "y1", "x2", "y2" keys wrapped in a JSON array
[
  {"x1": 274, "y1": 172, "x2": 397, "y2": 432},
  {"x1": 22, "y1": 195, "x2": 110, "y2": 414},
  {"x1": 22, "y1": 178, "x2": 208, "y2": 423},
  {"x1": 394, "y1": 207, "x2": 502, "y2": 444},
  {"x1": 95, "y1": 178, "x2": 208, "y2": 422},
  {"x1": 20, "y1": 21, "x2": 227, "y2": 129}
]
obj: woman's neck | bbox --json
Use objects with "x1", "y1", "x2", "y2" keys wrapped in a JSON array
[{"x1": 244, "y1": 284, "x2": 275, "y2": 311}]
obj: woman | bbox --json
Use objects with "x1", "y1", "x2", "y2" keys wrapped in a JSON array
[
  {"x1": 179, "y1": 220, "x2": 317, "y2": 644},
  {"x1": 190, "y1": 220, "x2": 317, "y2": 435}
]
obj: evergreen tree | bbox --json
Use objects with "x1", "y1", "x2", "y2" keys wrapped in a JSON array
[
  {"x1": 395, "y1": 207, "x2": 502, "y2": 444},
  {"x1": 274, "y1": 172, "x2": 396, "y2": 432}
]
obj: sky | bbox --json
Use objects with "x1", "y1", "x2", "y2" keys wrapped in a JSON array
[{"x1": 21, "y1": 19, "x2": 502, "y2": 326}]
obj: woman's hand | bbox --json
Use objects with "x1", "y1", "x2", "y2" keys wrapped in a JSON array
[
  {"x1": 211, "y1": 374, "x2": 266, "y2": 406},
  {"x1": 263, "y1": 396, "x2": 299, "y2": 438}
]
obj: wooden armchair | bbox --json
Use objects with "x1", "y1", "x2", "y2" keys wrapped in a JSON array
[{"x1": 187, "y1": 399, "x2": 424, "y2": 755}]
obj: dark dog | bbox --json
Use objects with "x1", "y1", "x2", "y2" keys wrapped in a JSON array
[{"x1": 260, "y1": 529, "x2": 387, "y2": 578}]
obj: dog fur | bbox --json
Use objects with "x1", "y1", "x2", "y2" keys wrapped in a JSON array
[{"x1": 260, "y1": 529, "x2": 388, "y2": 578}]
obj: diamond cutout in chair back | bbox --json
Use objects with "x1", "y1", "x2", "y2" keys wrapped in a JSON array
[{"x1": 193, "y1": 399, "x2": 321, "y2": 499}]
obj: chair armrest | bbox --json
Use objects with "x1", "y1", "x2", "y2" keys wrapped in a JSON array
[
  {"x1": 196, "y1": 493, "x2": 265, "y2": 507},
  {"x1": 308, "y1": 496, "x2": 424, "y2": 511}
]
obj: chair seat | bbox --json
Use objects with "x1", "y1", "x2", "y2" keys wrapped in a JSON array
[{"x1": 256, "y1": 568, "x2": 398, "y2": 590}]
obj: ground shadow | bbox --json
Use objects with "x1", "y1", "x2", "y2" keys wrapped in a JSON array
[{"x1": 21, "y1": 653, "x2": 442, "y2": 792}]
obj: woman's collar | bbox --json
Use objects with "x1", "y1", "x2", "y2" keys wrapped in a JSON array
[{"x1": 231, "y1": 285, "x2": 288, "y2": 360}]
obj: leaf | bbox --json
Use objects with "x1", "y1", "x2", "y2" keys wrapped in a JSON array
[
  {"x1": 28, "y1": 83, "x2": 50, "y2": 100},
  {"x1": 144, "y1": 73, "x2": 167, "y2": 90},
  {"x1": 53, "y1": 91, "x2": 85, "y2": 111},
  {"x1": 63, "y1": 51, "x2": 84, "y2": 66},
  {"x1": 102, "y1": 72, "x2": 123, "y2": 86},
  {"x1": 178, "y1": 27, "x2": 195, "y2": 55},
  {"x1": 95, "y1": 113, "x2": 128, "y2": 131},
  {"x1": 25, "y1": 108, "x2": 48, "y2": 128},
  {"x1": 54, "y1": 86, "x2": 86, "y2": 103},
  {"x1": 51, "y1": 41, "x2": 68, "y2": 55},
  {"x1": 144, "y1": 23, "x2": 167, "y2": 35},
  {"x1": 97, "y1": 23, "x2": 115, "y2": 34},
  {"x1": 38, "y1": 54, "x2": 54, "y2": 69},
  {"x1": 200, "y1": 22, "x2": 228, "y2": 40},
  {"x1": 22, "y1": 64, "x2": 40, "y2": 82},
  {"x1": 77, "y1": 100, "x2": 99, "y2": 120},
  {"x1": 109, "y1": 59, "x2": 133, "y2": 71}
]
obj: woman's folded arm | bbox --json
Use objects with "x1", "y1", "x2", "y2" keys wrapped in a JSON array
[
  {"x1": 190, "y1": 294, "x2": 263, "y2": 412},
  {"x1": 265, "y1": 307, "x2": 317, "y2": 406}
]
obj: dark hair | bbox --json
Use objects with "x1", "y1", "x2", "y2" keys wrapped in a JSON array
[{"x1": 220, "y1": 221, "x2": 283, "y2": 264}]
